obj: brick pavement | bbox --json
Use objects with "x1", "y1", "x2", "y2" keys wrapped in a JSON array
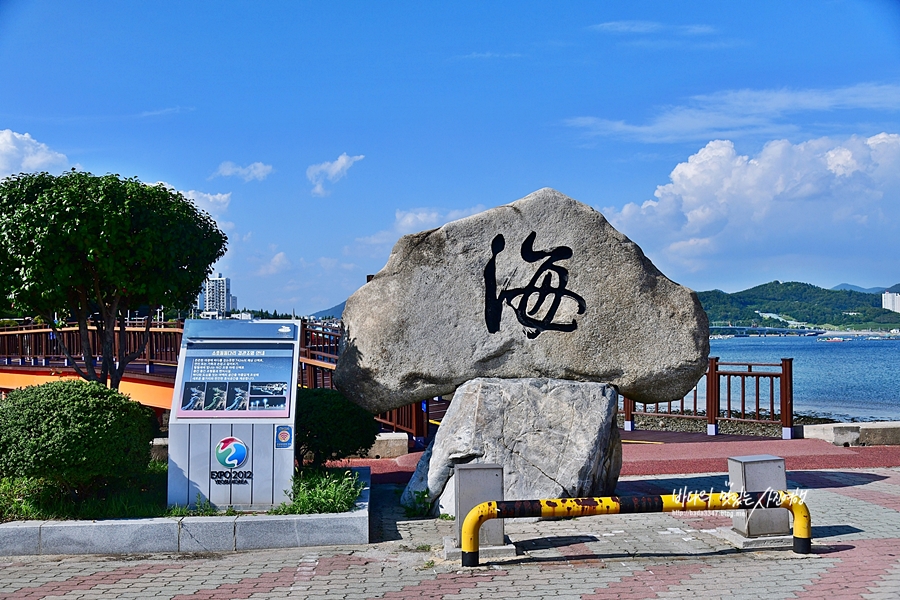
[{"x1": 3, "y1": 467, "x2": 900, "y2": 598}]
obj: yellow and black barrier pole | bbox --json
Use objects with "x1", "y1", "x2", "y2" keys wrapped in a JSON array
[{"x1": 460, "y1": 490, "x2": 811, "y2": 567}]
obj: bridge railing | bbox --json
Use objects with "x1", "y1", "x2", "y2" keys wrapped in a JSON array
[
  {"x1": 2, "y1": 319, "x2": 483, "y2": 440},
  {"x1": 621, "y1": 356, "x2": 795, "y2": 438},
  {"x1": 0, "y1": 323, "x2": 183, "y2": 370}
]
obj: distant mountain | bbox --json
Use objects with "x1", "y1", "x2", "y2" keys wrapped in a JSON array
[
  {"x1": 310, "y1": 301, "x2": 345, "y2": 319},
  {"x1": 831, "y1": 283, "x2": 889, "y2": 294},
  {"x1": 888, "y1": 283, "x2": 900, "y2": 294},
  {"x1": 697, "y1": 281, "x2": 900, "y2": 328}
]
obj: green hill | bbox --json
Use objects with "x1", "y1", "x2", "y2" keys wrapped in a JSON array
[{"x1": 697, "y1": 281, "x2": 900, "y2": 329}]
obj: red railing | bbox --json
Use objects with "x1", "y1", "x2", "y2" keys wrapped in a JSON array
[
  {"x1": 293, "y1": 320, "x2": 429, "y2": 438},
  {"x1": 297, "y1": 320, "x2": 340, "y2": 390},
  {"x1": 2, "y1": 319, "x2": 473, "y2": 441},
  {"x1": 375, "y1": 399, "x2": 430, "y2": 440},
  {"x1": 0, "y1": 322, "x2": 182, "y2": 371},
  {"x1": 621, "y1": 356, "x2": 794, "y2": 438}
]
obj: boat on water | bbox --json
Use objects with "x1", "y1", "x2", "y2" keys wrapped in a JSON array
[{"x1": 818, "y1": 337, "x2": 852, "y2": 343}]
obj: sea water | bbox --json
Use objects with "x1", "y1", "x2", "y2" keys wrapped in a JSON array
[{"x1": 709, "y1": 336, "x2": 900, "y2": 421}]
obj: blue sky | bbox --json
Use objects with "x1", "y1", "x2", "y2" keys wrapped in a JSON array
[{"x1": 2, "y1": 1, "x2": 900, "y2": 314}]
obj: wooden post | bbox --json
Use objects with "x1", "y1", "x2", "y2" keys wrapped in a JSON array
[
  {"x1": 780, "y1": 358, "x2": 794, "y2": 439},
  {"x1": 622, "y1": 396, "x2": 635, "y2": 431},
  {"x1": 706, "y1": 357, "x2": 719, "y2": 435}
]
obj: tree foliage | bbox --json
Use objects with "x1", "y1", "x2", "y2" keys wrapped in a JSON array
[
  {"x1": 0, "y1": 171, "x2": 227, "y2": 388},
  {"x1": 0, "y1": 380, "x2": 155, "y2": 494},
  {"x1": 698, "y1": 281, "x2": 900, "y2": 327},
  {"x1": 294, "y1": 388, "x2": 380, "y2": 469}
]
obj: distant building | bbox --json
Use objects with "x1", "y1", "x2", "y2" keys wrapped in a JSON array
[
  {"x1": 197, "y1": 273, "x2": 238, "y2": 317},
  {"x1": 883, "y1": 291, "x2": 900, "y2": 313}
]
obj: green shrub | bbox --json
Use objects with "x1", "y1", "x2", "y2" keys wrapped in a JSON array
[
  {"x1": 294, "y1": 387, "x2": 379, "y2": 469},
  {"x1": 269, "y1": 468, "x2": 364, "y2": 515},
  {"x1": 0, "y1": 380, "x2": 155, "y2": 494}
]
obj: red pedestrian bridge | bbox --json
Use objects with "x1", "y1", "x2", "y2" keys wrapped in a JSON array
[
  {"x1": 0, "y1": 320, "x2": 340, "y2": 411},
  {"x1": 0, "y1": 319, "x2": 432, "y2": 437},
  {"x1": 1, "y1": 321, "x2": 792, "y2": 438}
]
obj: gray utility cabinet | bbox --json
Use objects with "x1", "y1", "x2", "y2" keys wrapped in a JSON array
[
  {"x1": 454, "y1": 463, "x2": 504, "y2": 547},
  {"x1": 728, "y1": 454, "x2": 790, "y2": 537}
]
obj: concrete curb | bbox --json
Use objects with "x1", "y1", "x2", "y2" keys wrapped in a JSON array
[
  {"x1": 802, "y1": 421, "x2": 900, "y2": 446},
  {"x1": 0, "y1": 467, "x2": 369, "y2": 556},
  {"x1": 708, "y1": 527, "x2": 794, "y2": 550}
]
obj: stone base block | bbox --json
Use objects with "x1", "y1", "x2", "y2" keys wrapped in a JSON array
[
  {"x1": 402, "y1": 378, "x2": 622, "y2": 512},
  {"x1": 365, "y1": 432, "x2": 409, "y2": 458},
  {"x1": 442, "y1": 536, "x2": 518, "y2": 560},
  {"x1": 801, "y1": 422, "x2": 900, "y2": 446},
  {"x1": 859, "y1": 422, "x2": 900, "y2": 446},
  {"x1": 151, "y1": 438, "x2": 169, "y2": 462},
  {"x1": 710, "y1": 527, "x2": 794, "y2": 551}
]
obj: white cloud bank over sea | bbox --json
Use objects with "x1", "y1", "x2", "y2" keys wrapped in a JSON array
[{"x1": 605, "y1": 133, "x2": 900, "y2": 291}]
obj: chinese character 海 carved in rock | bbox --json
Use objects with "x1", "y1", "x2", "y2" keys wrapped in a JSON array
[{"x1": 484, "y1": 231, "x2": 586, "y2": 339}]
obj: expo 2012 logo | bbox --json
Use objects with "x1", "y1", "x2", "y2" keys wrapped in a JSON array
[{"x1": 215, "y1": 437, "x2": 249, "y2": 468}]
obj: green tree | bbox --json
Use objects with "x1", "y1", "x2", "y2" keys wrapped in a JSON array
[
  {"x1": 294, "y1": 388, "x2": 380, "y2": 469},
  {"x1": 0, "y1": 170, "x2": 227, "y2": 389}
]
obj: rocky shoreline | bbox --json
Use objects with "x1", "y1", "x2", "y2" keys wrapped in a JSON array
[{"x1": 616, "y1": 413, "x2": 838, "y2": 438}]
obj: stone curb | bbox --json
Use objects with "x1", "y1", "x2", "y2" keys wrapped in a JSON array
[
  {"x1": 0, "y1": 467, "x2": 369, "y2": 556},
  {"x1": 708, "y1": 527, "x2": 794, "y2": 550},
  {"x1": 802, "y1": 421, "x2": 900, "y2": 446}
]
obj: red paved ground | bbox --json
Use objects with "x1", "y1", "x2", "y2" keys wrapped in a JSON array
[
  {"x1": 335, "y1": 431, "x2": 900, "y2": 483},
  {"x1": 330, "y1": 451, "x2": 424, "y2": 484},
  {"x1": 620, "y1": 433, "x2": 900, "y2": 475}
]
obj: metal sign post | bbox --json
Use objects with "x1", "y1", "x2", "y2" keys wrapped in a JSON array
[{"x1": 167, "y1": 320, "x2": 300, "y2": 510}]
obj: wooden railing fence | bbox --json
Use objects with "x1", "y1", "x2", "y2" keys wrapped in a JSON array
[
  {"x1": 621, "y1": 356, "x2": 795, "y2": 439},
  {"x1": 1, "y1": 319, "x2": 430, "y2": 438}
]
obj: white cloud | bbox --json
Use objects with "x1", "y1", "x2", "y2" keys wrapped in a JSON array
[
  {"x1": 318, "y1": 257, "x2": 356, "y2": 271},
  {"x1": 180, "y1": 189, "x2": 232, "y2": 216},
  {"x1": 603, "y1": 133, "x2": 900, "y2": 285},
  {"x1": 357, "y1": 205, "x2": 486, "y2": 247},
  {"x1": 212, "y1": 161, "x2": 273, "y2": 182},
  {"x1": 306, "y1": 152, "x2": 364, "y2": 196},
  {"x1": 567, "y1": 83, "x2": 900, "y2": 143},
  {"x1": 159, "y1": 183, "x2": 233, "y2": 233},
  {"x1": 590, "y1": 21, "x2": 717, "y2": 38},
  {"x1": 591, "y1": 21, "x2": 665, "y2": 34},
  {"x1": 139, "y1": 106, "x2": 193, "y2": 118},
  {"x1": 0, "y1": 130, "x2": 68, "y2": 176},
  {"x1": 257, "y1": 251, "x2": 291, "y2": 276},
  {"x1": 457, "y1": 52, "x2": 523, "y2": 59}
]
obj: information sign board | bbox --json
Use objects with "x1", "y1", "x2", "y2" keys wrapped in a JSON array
[{"x1": 167, "y1": 320, "x2": 300, "y2": 510}]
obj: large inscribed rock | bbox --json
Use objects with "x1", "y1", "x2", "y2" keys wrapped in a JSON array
[
  {"x1": 335, "y1": 188, "x2": 708, "y2": 413},
  {"x1": 400, "y1": 378, "x2": 622, "y2": 511}
]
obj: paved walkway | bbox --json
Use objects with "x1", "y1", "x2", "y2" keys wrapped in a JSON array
[{"x1": 4, "y1": 433, "x2": 900, "y2": 598}]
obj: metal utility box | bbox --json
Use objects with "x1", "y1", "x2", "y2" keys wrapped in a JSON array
[
  {"x1": 728, "y1": 454, "x2": 790, "y2": 537},
  {"x1": 455, "y1": 463, "x2": 504, "y2": 547},
  {"x1": 167, "y1": 320, "x2": 300, "y2": 510}
]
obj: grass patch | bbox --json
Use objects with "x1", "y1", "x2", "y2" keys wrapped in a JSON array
[
  {"x1": 402, "y1": 487, "x2": 432, "y2": 518},
  {"x1": 269, "y1": 468, "x2": 365, "y2": 515},
  {"x1": 1, "y1": 462, "x2": 366, "y2": 521},
  {"x1": 166, "y1": 495, "x2": 240, "y2": 518},
  {"x1": 0, "y1": 460, "x2": 168, "y2": 522}
]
